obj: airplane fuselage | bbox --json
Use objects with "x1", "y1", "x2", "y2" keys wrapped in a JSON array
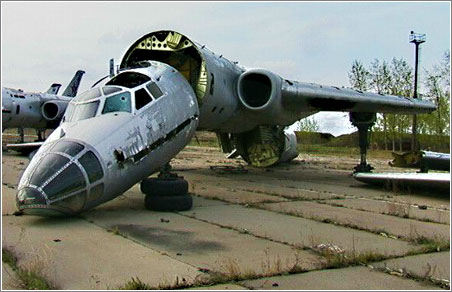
[
  {"x1": 2, "y1": 88, "x2": 49, "y2": 130},
  {"x1": 17, "y1": 62, "x2": 199, "y2": 215},
  {"x1": 2, "y1": 70, "x2": 85, "y2": 133},
  {"x1": 15, "y1": 30, "x2": 436, "y2": 216}
]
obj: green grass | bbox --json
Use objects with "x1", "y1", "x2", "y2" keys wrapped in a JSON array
[
  {"x1": 407, "y1": 235, "x2": 450, "y2": 254},
  {"x1": 117, "y1": 277, "x2": 152, "y2": 290},
  {"x1": 2, "y1": 247, "x2": 54, "y2": 290},
  {"x1": 2, "y1": 248, "x2": 17, "y2": 267}
]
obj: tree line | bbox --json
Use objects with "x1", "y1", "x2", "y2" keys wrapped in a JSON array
[{"x1": 348, "y1": 51, "x2": 450, "y2": 151}]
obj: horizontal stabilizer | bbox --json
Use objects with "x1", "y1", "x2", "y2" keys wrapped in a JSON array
[{"x1": 46, "y1": 83, "x2": 61, "y2": 95}]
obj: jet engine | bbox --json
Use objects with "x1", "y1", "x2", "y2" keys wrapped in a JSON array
[
  {"x1": 223, "y1": 126, "x2": 298, "y2": 167},
  {"x1": 41, "y1": 100, "x2": 68, "y2": 121},
  {"x1": 237, "y1": 70, "x2": 283, "y2": 121}
]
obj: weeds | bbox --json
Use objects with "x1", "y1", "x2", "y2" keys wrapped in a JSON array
[
  {"x1": 407, "y1": 234, "x2": 450, "y2": 254},
  {"x1": 108, "y1": 225, "x2": 129, "y2": 239},
  {"x1": 386, "y1": 202, "x2": 410, "y2": 218},
  {"x1": 375, "y1": 263, "x2": 450, "y2": 290},
  {"x1": 117, "y1": 277, "x2": 152, "y2": 290},
  {"x1": 2, "y1": 247, "x2": 55, "y2": 290}
]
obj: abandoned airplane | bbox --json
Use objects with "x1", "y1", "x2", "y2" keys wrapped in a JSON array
[
  {"x1": 15, "y1": 30, "x2": 436, "y2": 216},
  {"x1": 2, "y1": 70, "x2": 85, "y2": 141}
]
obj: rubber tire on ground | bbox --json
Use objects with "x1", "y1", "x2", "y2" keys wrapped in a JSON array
[
  {"x1": 144, "y1": 194, "x2": 193, "y2": 211},
  {"x1": 140, "y1": 177, "x2": 189, "y2": 196}
]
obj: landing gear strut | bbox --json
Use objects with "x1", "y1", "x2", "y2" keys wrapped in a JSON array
[
  {"x1": 18, "y1": 127, "x2": 24, "y2": 143},
  {"x1": 349, "y1": 112, "x2": 376, "y2": 173},
  {"x1": 36, "y1": 129, "x2": 45, "y2": 141}
]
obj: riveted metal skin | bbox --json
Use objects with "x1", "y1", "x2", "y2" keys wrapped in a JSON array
[{"x1": 17, "y1": 62, "x2": 199, "y2": 215}]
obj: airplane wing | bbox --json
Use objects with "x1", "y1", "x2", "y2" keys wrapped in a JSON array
[
  {"x1": 6, "y1": 142, "x2": 43, "y2": 155},
  {"x1": 353, "y1": 172, "x2": 450, "y2": 191},
  {"x1": 237, "y1": 69, "x2": 436, "y2": 127},
  {"x1": 281, "y1": 80, "x2": 436, "y2": 114}
]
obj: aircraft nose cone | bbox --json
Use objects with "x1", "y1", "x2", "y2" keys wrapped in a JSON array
[
  {"x1": 16, "y1": 187, "x2": 66, "y2": 217},
  {"x1": 16, "y1": 139, "x2": 104, "y2": 216}
]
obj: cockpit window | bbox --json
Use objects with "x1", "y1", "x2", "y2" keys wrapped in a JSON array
[
  {"x1": 78, "y1": 151, "x2": 103, "y2": 183},
  {"x1": 106, "y1": 72, "x2": 151, "y2": 88},
  {"x1": 51, "y1": 141, "x2": 84, "y2": 157},
  {"x1": 102, "y1": 92, "x2": 131, "y2": 114},
  {"x1": 135, "y1": 88, "x2": 153, "y2": 110},
  {"x1": 65, "y1": 101, "x2": 100, "y2": 122},
  {"x1": 102, "y1": 86, "x2": 122, "y2": 96},
  {"x1": 43, "y1": 164, "x2": 86, "y2": 200},
  {"x1": 146, "y1": 82, "x2": 163, "y2": 99},
  {"x1": 73, "y1": 88, "x2": 102, "y2": 102},
  {"x1": 29, "y1": 153, "x2": 69, "y2": 187}
]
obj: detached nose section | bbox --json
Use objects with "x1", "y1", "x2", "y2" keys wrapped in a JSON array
[{"x1": 17, "y1": 139, "x2": 104, "y2": 216}]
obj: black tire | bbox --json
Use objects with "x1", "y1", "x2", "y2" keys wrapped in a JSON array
[
  {"x1": 144, "y1": 194, "x2": 193, "y2": 211},
  {"x1": 140, "y1": 177, "x2": 188, "y2": 196}
]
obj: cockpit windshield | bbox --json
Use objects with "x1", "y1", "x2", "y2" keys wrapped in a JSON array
[
  {"x1": 102, "y1": 86, "x2": 122, "y2": 95},
  {"x1": 65, "y1": 101, "x2": 100, "y2": 123},
  {"x1": 102, "y1": 92, "x2": 131, "y2": 114},
  {"x1": 62, "y1": 73, "x2": 159, "y2": 123},
  {"x1": 73, "y1": 88, "x2": 102, "y2": 103},
  {"x1": 106, "y1": 72, "x2": 151, "y2": 88}
]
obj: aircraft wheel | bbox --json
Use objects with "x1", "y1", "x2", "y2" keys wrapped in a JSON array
[
  {"x1": 144, "y1": 194, "x2": 193, "y2": 212},
  {"x1": 140, "y1": 177, "x2": 188, "y2": 196}
]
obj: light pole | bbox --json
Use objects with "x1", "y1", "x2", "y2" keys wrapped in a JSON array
[{"x1": 409, "y1": 31, "x2": 426, "y2": 151}]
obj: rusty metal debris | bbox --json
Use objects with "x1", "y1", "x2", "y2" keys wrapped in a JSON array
[
  {"x1": 209, "y1": 165, "x2": 248, "y2": 174},
  {"x1": 389, "y1": 150, "x2": 450, "y2": 172}
]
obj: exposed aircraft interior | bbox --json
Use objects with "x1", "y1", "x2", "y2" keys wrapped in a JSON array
[{"x1": 120, "y1": 31, "x2": 207, "y2": 103}]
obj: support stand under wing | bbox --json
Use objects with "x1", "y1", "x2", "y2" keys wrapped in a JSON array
[{"x1": 349, "y1": 112, "x2": 376, "y2": 173}]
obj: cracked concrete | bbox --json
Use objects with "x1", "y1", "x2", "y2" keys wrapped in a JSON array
[{"x1": 2, "y1": 144, "x2": 449, "y2": 290}]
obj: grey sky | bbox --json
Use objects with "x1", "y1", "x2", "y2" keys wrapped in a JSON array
[{"x1": 1, "y1": 1, "x2": 450, "y2": 136}]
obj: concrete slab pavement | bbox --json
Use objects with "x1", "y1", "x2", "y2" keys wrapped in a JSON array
[
  {"x1": 323, "y1": 198, "x2": 450, "y2": 224},
  {"x1": 373, "y1": 251, "x2": 450, "y2": 281},
  {"x1": 83, "y1": 207, "x2": 323, "y2": 276},
  {"x1": 260, "y1": 201, "x2": 450, "y2": 241},
  {"x1": 2, "y1": 215, "x2": 202, "y2": 290},
  {"x1": 241, "y1": 266, "x2": 440, "y2": 290},
  {"x1": 180, "y1": 204, "x2": 419, "y2": 257}
]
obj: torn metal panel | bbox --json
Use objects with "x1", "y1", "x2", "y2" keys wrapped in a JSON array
[{"x1": 390, "y1": 150, "x2": 450, "y2": 172}]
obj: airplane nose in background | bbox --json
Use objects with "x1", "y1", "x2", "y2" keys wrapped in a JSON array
[{"x1": 16, "y1": 139, "x2": 104, "y2": 216}]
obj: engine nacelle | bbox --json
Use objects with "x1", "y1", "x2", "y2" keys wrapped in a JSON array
[
  {"x1": 231, "y1": 126, "x2": 298, "y2": 167},
  {"x1": 41, "y1": 100, "x2": 68, "y2": 121},
  {"x1": 237, "y1": 70, "x2": 286, "y2": 124}
]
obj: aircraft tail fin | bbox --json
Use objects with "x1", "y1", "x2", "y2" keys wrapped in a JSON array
[
  {"x1": 46, "y1": 83, "x2": 62, "y2": 95},
  {"x1": 62, "y1": 70, "x2": 85, "y2": 97}
]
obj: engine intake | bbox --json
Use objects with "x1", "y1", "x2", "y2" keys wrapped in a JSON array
[
  {"x1": 237, "y1": 69, "x2": 281, "y2": 111},
  {"x1": 42, "y1": 100, "x2": 68, "y2": 121}
]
